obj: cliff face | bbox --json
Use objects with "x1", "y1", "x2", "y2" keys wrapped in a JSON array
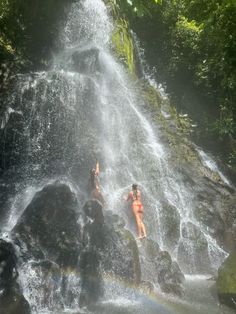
[{"x1": 0, "y1": 0, "x2": 75, "y2": 90}]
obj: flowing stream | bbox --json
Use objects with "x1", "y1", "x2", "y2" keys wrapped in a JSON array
[{"x1": 0, "y1": 0, "x2": 235, "y2": 313}]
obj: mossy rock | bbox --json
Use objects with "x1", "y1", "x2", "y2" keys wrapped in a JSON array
[
  {"x1": 104, "y1": 0, "x2": 135, "y2": 75},
  {"x1": 217, "y1": 252, "x2": 236, "y2": 309},
  {"x1": 111, "y1": 18, "x2": 136, "y2": 76}
]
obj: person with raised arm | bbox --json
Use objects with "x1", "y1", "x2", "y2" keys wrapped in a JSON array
[{"x1": 88, "y1": 160, "x2": 105, "y2": 206}]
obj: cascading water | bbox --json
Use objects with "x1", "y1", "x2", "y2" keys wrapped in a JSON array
[{"x1": 0, "y1": 0, "x2": 235, "y2": 313}]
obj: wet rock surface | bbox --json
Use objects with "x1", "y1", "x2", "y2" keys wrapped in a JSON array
[
  {"x1": 79, "y1": 200, "x2": 141, "y2": 307},
  {"x1": 159, "y1": 202, "x2": 180, "y2": 251},
  {"x1": 217, "y1": 251, "x2": 236, "y2": 310},
  {"x1": 12, "y1": 182, "x2": 82, "y2": 268},
  {"x1": 177, "y1": 222, "x2": 212, "y2": 274},
  {"x1": 0, "y1": 239, "x2": 31, "y2": 314},
  {"x1": 139, "y1": 238, "x2": 185, "y2": 295}
]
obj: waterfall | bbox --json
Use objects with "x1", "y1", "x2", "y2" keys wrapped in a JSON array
[{"x1": 0, "y1": 0, "x2": 234, "y2": 313}]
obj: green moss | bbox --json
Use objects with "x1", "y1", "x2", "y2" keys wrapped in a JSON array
[
  {"x1": 176, "y1": 16, "x2": 203, "y2": 34},
  {"x1": 217, "y1": 252, "x2": 236, "y2": 294},
  {"x1": 111, "y1": 18, "x2": 136, "y2": 76},
  {"x1": 104, "y1": 0, "x2": 136, "y2": 75},
  {"x1": 138, "y1": 79, "x2": 198, "y2": 163},
  {"x1": 0, "y1": 37, "x2": 15, "y2": 55}
]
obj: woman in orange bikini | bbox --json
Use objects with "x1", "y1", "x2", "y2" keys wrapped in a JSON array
[{"x1": 125, "y1": 184, "x2": 147, "y2": 239}]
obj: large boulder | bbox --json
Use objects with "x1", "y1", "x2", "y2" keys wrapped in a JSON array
[
  {"x1": 82, "y1": 200, "x2": 141, "y2": 284},
  {"x1": 139, "y1": 238, "x2": 184, "y2": 295},
  {"x1": 79, "y1": 200, "x2": 141, "y2": 307},
  {"x1": 0, "y1": 239, "x2": 31, "y2": 314},
  {"x1": 177, "y1": 222, "x2": 212, "y2": 274},
  {"x1": 217, "y1": 252, "x2": 236, "y2": 309},
  {"x1": 12, "y1": 182, "x2": 82, "y2": 268}
]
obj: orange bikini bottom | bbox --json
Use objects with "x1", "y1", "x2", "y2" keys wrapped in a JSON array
[{"x1": 132, "y1": 203, "x2": 144, "y2": 213}]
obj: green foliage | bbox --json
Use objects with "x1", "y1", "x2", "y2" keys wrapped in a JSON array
[
  {"x1": 169, "y1": 15, "x2": 203, "y2": 75},
  {"x1": 115, "y1": 0, "x2": 162, "y2": 18},
  {"x1": 217, "y1": 251, "x2": 236, "y2": 294},
  {"x1": 111, "y1": 18, "x2": 136, "y2": 75},
  {"x1": 213, "y1": 105, "x2": 235, "y2": 138}
]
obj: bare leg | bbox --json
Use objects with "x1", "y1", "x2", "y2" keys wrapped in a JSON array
[
  {"x1": 138, "y1": 213, "x2": 147, "y2": 238},
  {"x1": 134, "y1": 213, "x2": 142, "y2": 238},
  {"x1": 141, "y1": 221, "x2": 147, "y2": 237}
]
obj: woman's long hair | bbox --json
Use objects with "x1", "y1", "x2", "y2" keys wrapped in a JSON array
[{"x1": 132, "y1": 184, "x2": 138, "y2": 200}]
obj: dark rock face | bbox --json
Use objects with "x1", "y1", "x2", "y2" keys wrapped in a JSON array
[
  {"x1": 139, "y1": 238, "x2": 185, "y2": 295},
  {"x1": 79, "y1": 249, "x2": 104, "y2": 308},
  {"x1": 79, "y1": 200, "x2": 141, "y2": 307},
  {"x1": 0, "y1": 110, "x2": 26, "y2": 171},
  {"x1": 177, "y1": 222, "x2": 211, "y2": 274},
  {"x1": 194, "y1": 203, "x2": 225, "y2": 241},
  {"x1": 183, "y1": 162, "x2": 236, "y2": 253},
  {"x1": 0, "y1": 239, "x2": 31, "y2": 314},
  {"x1": 12, "y1": 182, "x2": 82, "y2": 268},
  {"x1": 0, "y1": 239, "x2": 18, "y2": 291},
  {"x1": 83, "y1": 200, "x2": 141, "y2": 284},
  {"x1": 217, "y1": 252, "x2": 236, "y2": 310},
  {"x1": 159, "y1": 202, "x2": 180, "y2": 251},
  {"x1": 79, "y1": 200, "x2": 105, "y2": 307}
]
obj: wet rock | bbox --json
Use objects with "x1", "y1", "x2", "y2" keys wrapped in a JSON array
[
  {"x1": 139, "y1": 238, "x2": 184, "y2": 295},
  {"x1": 83, "y1": 200, "x2": 141, "y2": 284},
  {"x1": 0, "y1": 239, "x2": 18, "y2": 291},
  {"x1": 72, "y1": 48, "x2": 100, "y2": 74},
  {"x1": 0, "y1": 239, "x2": 31, "y2": 314},
  {"x1": 139, "y1": 280, "x2": 155, "y2": 294},
  {"x1": 0, "y1": 288, "x2": 31, "y2": 314},
  {"x1": 104, "y1": 210, "x2": 126, "y2": 229},
  {"x1": 183, "y1": 160, "x2": 236, "y2": 252},
  {"x1": 177, "y1": 222, "x2": 212, "y2": 274},
  {"x1": 83, "y1": 199, "x2": 104, "y2": 224},
  {"x1": 194, "y1": 202, "x2": 225, "y2": 242},
  {"x1": 79, "y1": 200, "x2": 105, "y2": 307},
  {"x1": 79, "y1": 200, "x2": 141, "y2": 307},
  {"x1": 22, "y1": 260, "x2": 64, "y2": 311},
  {"x1": 0, "y1": 110, "x2": 26, "y2": 171},
  {"x1": 79, "y1": 250, "x2": 103, "y2": 308},
  {"x1": 101, "y1": 227, "x2": 141, "y2": 285},
  {"x1": 159, "y1": 202, "x2": 180, "y2": 251},
  {"x1": 217, "y1": 251, "x2": 236, "y2": 310},
  {"x1": 12, "y1": 182, "x2": 81, "y2": 269}
]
